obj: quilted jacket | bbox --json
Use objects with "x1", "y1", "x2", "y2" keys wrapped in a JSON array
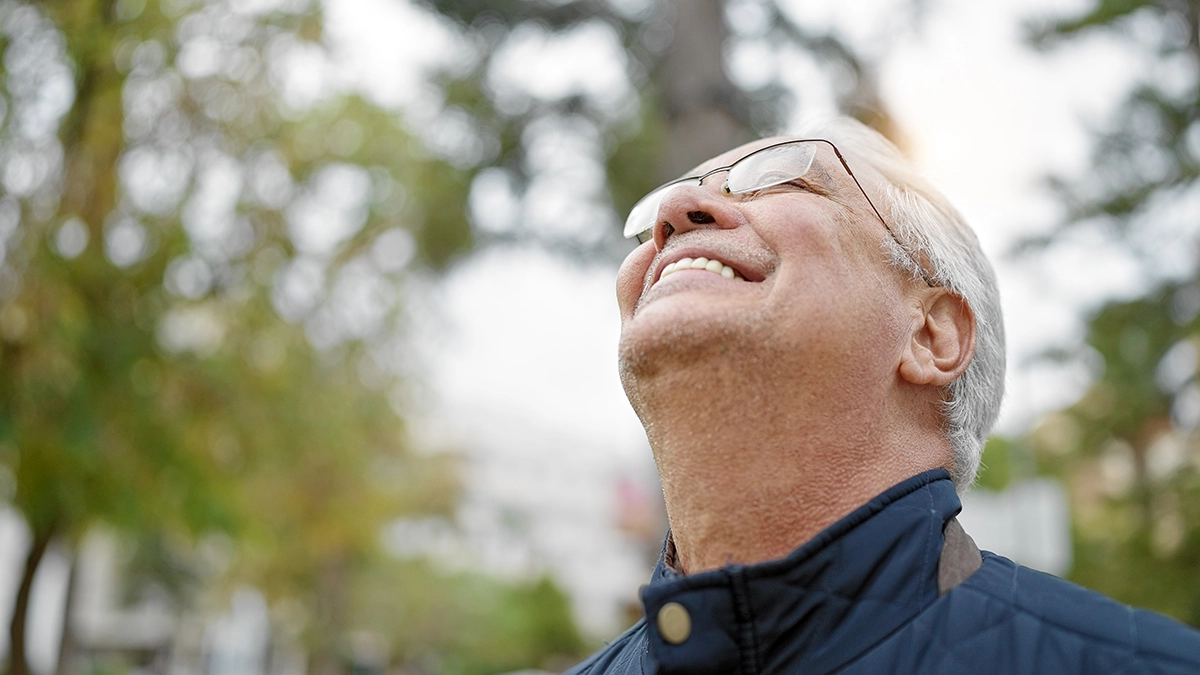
[{"x1": 566, "y1": 470, "x2": 1200, "y2": 674}]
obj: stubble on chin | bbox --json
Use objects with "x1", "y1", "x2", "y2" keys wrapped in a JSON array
[
  {"x1": 616, "y1": 323, "x2": 661, "y2": 422},
  {"x1": 618, "y1": 317, "x2": 757, "y2": 418}
]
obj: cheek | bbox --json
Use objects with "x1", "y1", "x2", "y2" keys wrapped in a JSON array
[
  {"x1": 757, "y1": 198, "x2": 841, "y2": 248},
  {"x1": 616, "y1": 242, "x2": 657, "y2": 320},
  {"x1": 764, "y1": 215, "x2": 910, "y2": 352},
  {"x1": 771, "y1": 205, "x2": 891, "y2": 291},
  {"x1": 759, "y1": 210, "x2": 853, "y2": 290}
]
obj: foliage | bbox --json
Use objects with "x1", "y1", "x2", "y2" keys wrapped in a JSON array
[
  {"x1": 411, "y1": 0, "x2": 911, "y2": 265},
  {"x1": 1020, "y1": 0, "x2": 1200, "y2": 253},
  {"x1": 0, "y1": 0, "x2": 580, "y2": 672},
  {"x1": 976, "y1": 436, "x2": 1027, "y2": 492},
  {"x1": 1015, "y1": 0, "x2": 1200, "y2": 626},
  {"x1": 353, "y1": 559, "x2": 587, "y2": 675},
  {"x1": 1021, "y1": 285, "x2": 1200, "y2": 625}
]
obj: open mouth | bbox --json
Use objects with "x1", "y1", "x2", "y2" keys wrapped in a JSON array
[{"x1": 658, "y1": 256, "x2": 744, "y2": 282}]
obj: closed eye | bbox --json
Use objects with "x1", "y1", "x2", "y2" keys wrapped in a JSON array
[{"x1": 753, "y1": 179, "x2": 821, "y2": 196}]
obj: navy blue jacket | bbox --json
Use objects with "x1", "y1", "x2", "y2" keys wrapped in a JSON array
[{"x1": 567, "y1": 470, "x2": 1200, "y2": 674}]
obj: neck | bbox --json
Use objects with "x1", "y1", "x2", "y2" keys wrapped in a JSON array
[{"x1": 629, "y1": 359, "x2": 951, "y2": 575}]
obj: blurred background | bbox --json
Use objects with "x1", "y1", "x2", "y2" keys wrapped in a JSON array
[{"x1": 0, "y1": 0, "x2": 1198, "y2": 673}]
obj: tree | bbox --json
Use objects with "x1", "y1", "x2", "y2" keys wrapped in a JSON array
[
  {"x1": 416, "y1": 0, "x2": 909, "y2": 265},
  {"x1": 0, "y1": 0, "x2": 475, "y2": 671},
  {"x1": 1007, "y1": 0, "x2": 1200, "y2": 625},
  {"x1": 351, "y1": 561, "x2": 586, "y2": 675}
]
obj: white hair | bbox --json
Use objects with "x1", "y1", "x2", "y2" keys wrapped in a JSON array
[{"x1": 799, "y1": 117, "x2": 1006, "y2": 492}]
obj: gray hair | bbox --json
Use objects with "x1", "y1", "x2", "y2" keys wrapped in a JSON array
[{"x1": 799, "y1": 117, "x2": 1006, "y2": 492}]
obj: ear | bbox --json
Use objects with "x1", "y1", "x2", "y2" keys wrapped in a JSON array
[{"x1": 898, "y1": 290, "x2": 976, "y2": 387}]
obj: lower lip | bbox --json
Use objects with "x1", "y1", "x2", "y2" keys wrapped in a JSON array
[
  {"x1": 652, "y1": 268, "x2": 740, "y2": 290},
  {"x1": 637, "y1": 269, "x2": 749, "y2": 312}
]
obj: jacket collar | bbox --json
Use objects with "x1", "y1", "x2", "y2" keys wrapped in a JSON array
[{"x1": 641, "y1": 469, "x2": 962, "y2": 674}]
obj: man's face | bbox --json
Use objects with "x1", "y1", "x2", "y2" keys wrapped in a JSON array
[{"x1": 616, "y1": 138, "x2": 919, "y2": 396}]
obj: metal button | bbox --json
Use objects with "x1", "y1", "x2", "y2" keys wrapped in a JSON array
[{"x1": 657, "y1": 601, "x2": 692, "y2": 644}]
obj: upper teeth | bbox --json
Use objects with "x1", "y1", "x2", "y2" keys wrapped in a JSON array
[{"x1": 659, "y1": 257, "x2": 743, "y2": 281}]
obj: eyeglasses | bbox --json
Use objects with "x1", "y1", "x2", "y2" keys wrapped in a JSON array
[{"x1": 622, "y1": 139, "x2": 933, "y2": 286}]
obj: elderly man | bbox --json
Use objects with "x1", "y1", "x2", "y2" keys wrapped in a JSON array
[{"x1": 567, "y1": 119, "x2": 1200, "y2": 674}]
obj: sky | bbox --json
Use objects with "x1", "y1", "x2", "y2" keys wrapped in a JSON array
[{"x1": 319, "y1": 0, "x2": 1152, "y2": 456}]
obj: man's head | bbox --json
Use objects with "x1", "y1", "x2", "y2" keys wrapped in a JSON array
[{"x1": 616, "y1": 117, "x2": 1005, "y2": 492}]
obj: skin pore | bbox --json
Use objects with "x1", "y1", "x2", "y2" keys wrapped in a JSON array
[{"x1": 616, "y1": 139, "x2": 976, "y2": 574}]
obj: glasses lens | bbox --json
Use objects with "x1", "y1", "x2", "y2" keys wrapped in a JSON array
[
  {"x1": 623, "y1": 178, "x2": 701, "y2": 240},
  {"x1": 726, "y1": 142, "x2": 817, "y2": 194}
]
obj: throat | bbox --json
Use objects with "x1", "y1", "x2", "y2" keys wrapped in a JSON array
[
  {"x1": 637, "y1": 372, "x2": 937, "y2": 574},
  {"x1": 658, "y1": 442, "x2": 872, "y2": 574}
]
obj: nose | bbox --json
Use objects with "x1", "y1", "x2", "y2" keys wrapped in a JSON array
[{"x1": 651, "y1": 183, "x2": 746, "y2": 251}]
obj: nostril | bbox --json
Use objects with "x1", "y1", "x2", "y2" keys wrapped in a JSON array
[{"x1": 687, "y1": 211, "x2": 715, "y2": 224}]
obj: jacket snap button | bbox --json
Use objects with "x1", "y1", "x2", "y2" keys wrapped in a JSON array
[{"x1": 657, "y1": 602, "x2": 692, "y2": 644}]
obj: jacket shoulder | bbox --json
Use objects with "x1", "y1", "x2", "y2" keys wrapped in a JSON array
[
  {"x1": 977, "y1": 553, "x2": 1199, "y2": 661},
  {"x1": 563, "y1": 619, "x2": 649, "y2": 675},
  {"x1": 922, "y1": 552, "x2": 1198, "y2": 673},
  {"x1": 844, "y1": 553, "x2": 1200, "y2": 674}
]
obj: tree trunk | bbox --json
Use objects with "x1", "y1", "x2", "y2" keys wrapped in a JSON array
[
  {"x1": 307, "y1": 555, "x2": 348, "y2": 675},
  {"x1": 659, "y1": 0, "x2": 750, "y2": 179},
  {"x1": 54, "y1": 547, "x2": 79, "y2": 675},
  {"x1": 9, "y1": 523, "x2": 55, "y2": 675}
]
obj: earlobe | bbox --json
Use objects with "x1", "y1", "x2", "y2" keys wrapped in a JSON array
[{"x1": 898, "y1": 291, "x2": 976, "y2": 387}]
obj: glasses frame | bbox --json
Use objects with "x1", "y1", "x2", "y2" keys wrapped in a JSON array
[{"x1": 625, "y1": 138, "x2": 934, "y2": 287}]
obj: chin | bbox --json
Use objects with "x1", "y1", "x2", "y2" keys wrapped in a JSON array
[
  {"x1": 617, "y1": 325, "x2": 665, "y2": 389},
  {"x1": 618, "y1": 308, "x2": 748, "y2": 387}
]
